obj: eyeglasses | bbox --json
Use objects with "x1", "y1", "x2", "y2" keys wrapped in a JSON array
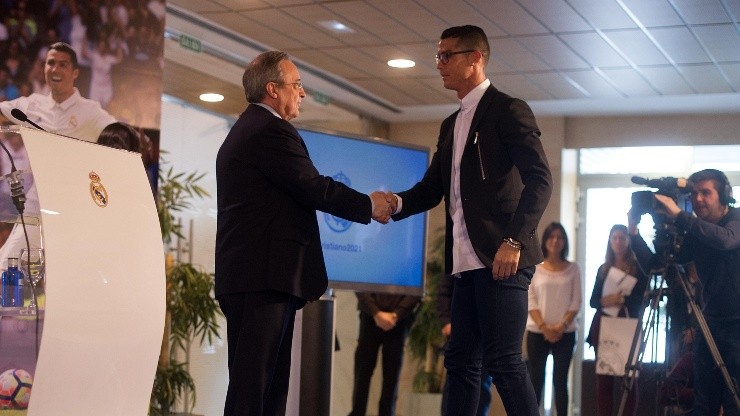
[
  {"x1": 435, "y1": 49, "x2": 476, "y2": 65},
  {"x1": 275, "y1": 81, "x2": 304, "y2": 89}
]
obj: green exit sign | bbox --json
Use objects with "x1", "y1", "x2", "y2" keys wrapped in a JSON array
[
  {"x1": 312, "y1": 91, "x2": 330, "y2": 105},
  {"x1": 179, "y1": 35, "x2": 202, "y2": 53}
]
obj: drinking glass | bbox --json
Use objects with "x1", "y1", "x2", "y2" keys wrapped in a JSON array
[{"x1": 19, "y1": 248, "x2": 45, "y2": 309}]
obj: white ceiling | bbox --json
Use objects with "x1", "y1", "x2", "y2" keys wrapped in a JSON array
[{"x1": 163, "y1": 0, "x2": 740, "y2": 123}]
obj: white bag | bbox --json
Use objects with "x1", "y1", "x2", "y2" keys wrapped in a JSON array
[{"x1": 595, "y1": 315, "x2": 640, "y2": 377}]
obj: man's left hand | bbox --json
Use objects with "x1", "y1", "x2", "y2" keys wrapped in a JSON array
[{"x1": 492, "y1": 244, "x2": 520, "y2": 280}]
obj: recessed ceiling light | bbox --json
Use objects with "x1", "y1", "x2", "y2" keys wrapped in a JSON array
[
  {"x1": 387, "y1": 59, "x2": 415, "y2": 68},
  {"x1": 199, "y1": 93, "x2": 224, "y2": 102},
  {"x1": 318, "y1": 20, "x2": 355, "y2": 33}
]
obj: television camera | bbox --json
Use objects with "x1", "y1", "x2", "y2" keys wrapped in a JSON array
[{"x1": 630, "y1": 176, "x2": 692, "y2": 264}]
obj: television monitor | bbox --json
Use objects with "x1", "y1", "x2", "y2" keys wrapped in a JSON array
[{"x1": 299, "y1": 128, "x2": 429, "y2": 296}]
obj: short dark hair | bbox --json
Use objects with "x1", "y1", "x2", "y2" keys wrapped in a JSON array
[
  {"x1": 440, "y1": 25, "x2": 490, "y2": 66},
  {"x1": 97, "y1": 122, "x2": 142, "y2": 152},
  {"x1": 689, "y1": 168, "x2": 735, "y2": 206},
  {"x1": 48, "y1": 42, "x2": 78, "y2": 68},
  {"x1": 541, "y1": 222, "x2": 569, "y2": 261},
  {"x1": 242, "y1": 51, "x2": 288, "y2": 103}
]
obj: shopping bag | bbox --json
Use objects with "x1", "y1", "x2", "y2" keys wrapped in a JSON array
[{"x1": 595, "y1": 315, "x2": 640, "y2": 377}]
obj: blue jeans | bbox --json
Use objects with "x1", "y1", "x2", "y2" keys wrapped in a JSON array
[
  {"x1": 443, "y1": 267, "x2": 539, "y2": 416},
  {"x1": 693, "y1": 318, "x2": 740, "y2": 416},
  {"x1": 441, "y1": 341, "x2": 492, "y2": 416}
]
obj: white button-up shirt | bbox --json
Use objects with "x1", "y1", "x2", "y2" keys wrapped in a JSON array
[{"x1": 450, "y1": 79, "x2": 490, "y2": 275}]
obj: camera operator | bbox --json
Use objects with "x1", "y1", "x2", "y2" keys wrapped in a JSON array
[{"x1": 629, "y1": 168, "x2": 739, "y2": 416}]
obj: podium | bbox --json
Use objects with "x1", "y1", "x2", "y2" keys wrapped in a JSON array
[{"x1": 0, "y1": 126, "x2": 165, "y2": 415}]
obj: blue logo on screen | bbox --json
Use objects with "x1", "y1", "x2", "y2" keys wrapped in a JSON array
[{"x1": 324, "y1": 172, "x2": 352, "y2": 233}]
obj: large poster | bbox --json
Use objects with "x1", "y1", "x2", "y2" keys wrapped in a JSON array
[
  {"x1": 0, "y1": 0, "x2": 165, "y2": 192},
  {"x1": 0, "y1": 0, "x2": 166, "y2": 129}
]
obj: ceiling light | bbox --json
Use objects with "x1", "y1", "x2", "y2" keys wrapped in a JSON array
[
  {"x1": 387, "y1": 59, "x2": 415, "y2": 68},
  {"x1": 199, "y1": 93, "x2": 224, "y2": 102},
  {"x1": 318, "y1": 20, "x2": 355, "y2": 33}
]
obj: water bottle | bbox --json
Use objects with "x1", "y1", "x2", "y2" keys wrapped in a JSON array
[{"x1": 1, "y1": 257, "x2": 24, "y2": 307}]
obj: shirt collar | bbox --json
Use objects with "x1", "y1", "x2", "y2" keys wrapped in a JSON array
[
  {"x1": 459, "y1": 79, "x2": 491, "y2": 113},
  {"x1": 55, "y1": 88, "x2": 82, "y2": 110},
  {"x1": 253, "y1": 102, "x2": 282, "y2": 119}
]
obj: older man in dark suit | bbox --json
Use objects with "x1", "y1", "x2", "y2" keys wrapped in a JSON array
[
  {"x1": 389, "y1": 25, "x2": 552, "y2": 416},
  {"x1": 215, "y1": 51, "x2": 391, "y2": 416}
]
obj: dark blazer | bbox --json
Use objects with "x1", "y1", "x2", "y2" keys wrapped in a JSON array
[
  {"x1": 393, "y1": 85, "x2": 552, "y2": 274},
  {"x1": 215, "y1": 104, "x2": 372, "y2": 302}
]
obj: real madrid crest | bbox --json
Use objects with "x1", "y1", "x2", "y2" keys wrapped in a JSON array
[{"x1": 89, "y1": 171, "x2": 109, "y2": 207}]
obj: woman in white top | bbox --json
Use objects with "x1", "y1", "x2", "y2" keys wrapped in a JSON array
[{"x1": 526, "y1": 222, "x2": 582, "y2": 416}]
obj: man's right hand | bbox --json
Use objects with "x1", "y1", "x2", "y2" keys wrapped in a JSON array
[
  {"x1": 370, "y1": 191, "x2": 392, "y2": 224},
  {"x1": 654, "y1": 194, "x2": 681, "y2": 218},
  {"x1": 374, "y1": 311, "x2": 397, "y2": 331}
]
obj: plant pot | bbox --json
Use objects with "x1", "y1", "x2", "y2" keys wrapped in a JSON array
[{"x1": 405, "y1": 391, "x2": 442, "y2": 416}]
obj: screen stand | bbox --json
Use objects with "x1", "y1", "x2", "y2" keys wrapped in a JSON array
[{"x1": 299, "y1": 288, "x2": 335, "y2": 416}]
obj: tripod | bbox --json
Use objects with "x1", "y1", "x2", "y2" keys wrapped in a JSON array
[
  {"x1": 615, "y1": 271, "x2": 667, "y2": 416},
  {"x1": 616, "y1": 260, "x2": 740, "y2": 415},
  {"x1": 669, "y1": 262, "x2": 740, "y2": 413}
]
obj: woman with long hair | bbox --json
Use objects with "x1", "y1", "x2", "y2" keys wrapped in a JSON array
[
  {"x1": 586, "y1": 224, "x2": 649, "y2": 416},
  {"x1": 526, "y1": 222, "x2": 582, "y2": 416}
]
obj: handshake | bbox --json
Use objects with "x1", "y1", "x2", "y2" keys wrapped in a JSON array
[{"x1": 369, "y1": 191, "x2": 398, "y2": 224}]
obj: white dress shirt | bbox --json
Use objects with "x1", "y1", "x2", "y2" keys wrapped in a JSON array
[{"x1": 449, "y1": 79, "x2": 490, "y2": 275}]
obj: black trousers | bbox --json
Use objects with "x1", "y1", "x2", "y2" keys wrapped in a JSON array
[
  {"x1": 218, "y1": 291, "x2": 302, "y2": 416},
  {"x1": 349, "y1": 312, "x2": 412, "y2": 416},
  {"x1": 526, "y1": 330, "x2": 576, "y2": 416}
]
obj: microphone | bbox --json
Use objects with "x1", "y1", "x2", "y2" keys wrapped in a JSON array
[
  {"x1": 0, "y1": 139, "x2": 25, "y2": 215},
  {"x1": 10, "y1": 108, "x2": 46, "y2": 131},
  {"x1": 631, "y1": 176, "x2": 691, "y2": 190},
  {"x1": 7, "y1": 170, "x2": 25, "y2": 215}
]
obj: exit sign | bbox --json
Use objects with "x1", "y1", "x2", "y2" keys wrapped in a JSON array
[
  {"x1": 313, "y1": 91, "x2": 330, "y2": 105},
  {"x1": 179, "y1": 35, "x2": 202, "y2": 53}
]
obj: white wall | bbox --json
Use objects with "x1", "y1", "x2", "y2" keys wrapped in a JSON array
[{"x1": 159, "y1": 100, "x2": 230, "y2": 416}]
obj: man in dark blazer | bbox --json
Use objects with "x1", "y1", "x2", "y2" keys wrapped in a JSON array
[
  {"x1": 389, "y1": 26, "x2": 552, "y2": 416},
  {"x1": 215, "y1": 51, "x2": 392, "y2": 416}
]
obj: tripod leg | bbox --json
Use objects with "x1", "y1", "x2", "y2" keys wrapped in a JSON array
[
  {"x1": 617, "y1": 273, "x2": 665, "y2": 416},
  {"x1": 672, "y1": 265, "x2": 740, "y2": 413}
]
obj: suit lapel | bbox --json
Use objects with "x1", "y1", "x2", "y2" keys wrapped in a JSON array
[
  {"x1": 467, "y1": 85, "x2": 498, "y2": 143},
  {"x1": 440, "y1": 112, "x2": 456, "y2": 174}
]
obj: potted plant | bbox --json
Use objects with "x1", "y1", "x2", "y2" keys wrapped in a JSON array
[
  {"x1": 405, "y1": 229, "x2": 447, "y2": 414},
  {"x1": 149, "y1": 158, "x2": 221, "y2": 416}
]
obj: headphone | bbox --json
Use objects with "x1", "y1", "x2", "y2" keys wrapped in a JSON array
[{"x1": 689, "y1": 169, "x2": 735, "y2": 206}]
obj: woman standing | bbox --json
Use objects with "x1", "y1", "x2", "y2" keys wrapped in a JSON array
[
  {"x1": 526, "y1": 222, "x2": 582, "y2": 416},
  {"x1": 586, "y1": 224, "x2": 649, "y2": 416}
]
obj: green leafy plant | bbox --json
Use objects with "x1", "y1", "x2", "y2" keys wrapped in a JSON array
[
  {"x1": 407, "y1": 229, "x2": 447, "y2": 393},
  {"x1": 157, "y1": 154, "x2": 209, "y2": 245},
  {"x1": 150, "y1": 157, "x2": 221, "y2": 416}
]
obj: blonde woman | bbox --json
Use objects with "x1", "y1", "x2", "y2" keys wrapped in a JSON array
[{"x1": 585, "y1": 224, "x2": 649, "y2": 416}]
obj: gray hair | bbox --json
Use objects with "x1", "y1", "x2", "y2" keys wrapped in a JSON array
[{"x1": 242, "y1": 51, "x2": 288, "y2": 103}]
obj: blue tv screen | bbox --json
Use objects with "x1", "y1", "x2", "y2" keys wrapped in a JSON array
[{"x1": 299, "y1": 128, "x2": 429, "y2": 295}]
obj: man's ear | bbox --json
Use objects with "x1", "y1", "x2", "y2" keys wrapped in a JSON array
[
  {"x1": 265, "y1": 82, "x2": 278, "y2": 99},
  {"x1": 72, "y1": 67, "x2": 80, "y2": 81}
]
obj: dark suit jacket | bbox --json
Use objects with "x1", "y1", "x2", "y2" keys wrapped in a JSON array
[
  {"x1": 215, "y1": 104, "x2": 372, "y2": 302},
  {"x1": 393, "y1": 85, "x2": 552, "y2": 274}
]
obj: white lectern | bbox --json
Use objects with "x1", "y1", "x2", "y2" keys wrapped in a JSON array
[{"x1": 0, "y1": 126, "x2": 165, "y2": 415}]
